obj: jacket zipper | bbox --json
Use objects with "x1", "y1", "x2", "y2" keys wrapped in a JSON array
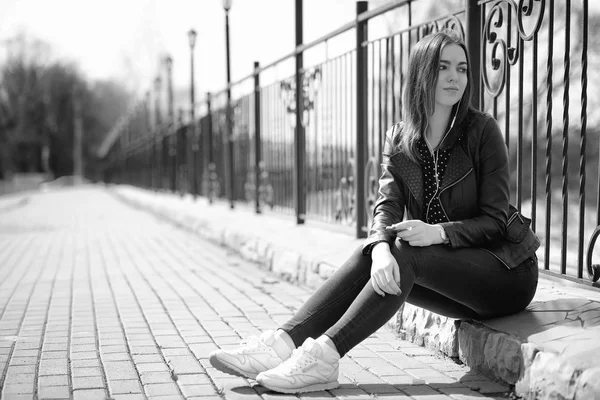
[{"x1": 437, "y1": 168, "x2": 473, "y2": 221}]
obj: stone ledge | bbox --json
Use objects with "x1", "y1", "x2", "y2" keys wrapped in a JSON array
[{"x1": 111, "y1": 186, "x2": 600, "y2": 400}]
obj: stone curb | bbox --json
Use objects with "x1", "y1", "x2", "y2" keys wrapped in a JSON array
[
  {"x1": 111, "y1": 186, "x2": 600, "y2": 400},
  {"x1": 0, "y1": 195, "x2": 29, "y2": 213}
]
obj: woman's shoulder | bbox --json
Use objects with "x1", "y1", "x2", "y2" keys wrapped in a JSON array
[
  {"x1": 464, "y1": 109, "x2": 502, "y2": 139},
  {"x1": 465, "y1": 108, "x2": 497, "y2": 127}
]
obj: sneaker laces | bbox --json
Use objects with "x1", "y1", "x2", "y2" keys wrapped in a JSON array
[
  {"x1": 238, "y1": 331, "x2": 276, "y2": 354},
  {"x1": 279, "y1": 347, "x2": 317, "y2": 373}
]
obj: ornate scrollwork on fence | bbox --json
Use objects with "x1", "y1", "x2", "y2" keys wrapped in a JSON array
[
  {"x1": 244, "y1": 160, "x2": 274, "y2": 211},
  {"x1": 482, "y1": 0, "x2": 545, "y2": 97},
  {"x1": 416, "y1": 15, "x2": 465, "y2": 41},
  {"x1": 334, "y1": 158, "x2": 356, "y2": 224},
  {"x1": 364, "y1": 157, "x2": 380, "y2": 228},
  {"x1": 279, "y1": 67, "x2": 322, "y2": 128},
  {"x1": 586, "y1": 226, "x2": 600, "y2": 283}
]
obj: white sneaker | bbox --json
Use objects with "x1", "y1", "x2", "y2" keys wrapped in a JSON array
[
  {"x1": 209, "y1": 330, "x2": 287, "y2": 379},
  {"x1": 256, "y1": 337, "x2": 340, "y2": 393}
]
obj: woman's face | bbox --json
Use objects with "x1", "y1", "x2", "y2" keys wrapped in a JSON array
[{"x1": 434, "y1": 44, "x2": 468, "y2": 110}]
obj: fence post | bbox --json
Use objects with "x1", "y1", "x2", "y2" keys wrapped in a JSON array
[
  {"x1": 356, "y1": 1, "x2": 369, "y2": 239},
  {"x1": 254, "y1": 61, "x2": 262, "y2": 214},
  {"x1": 465, "y1": 0, "x2": 481, "y2": 110},
  {"x1": 294, "y1": 0, "x2": 306, "y2": 225},
  {"x1": 206, "y1": 92, "x2": 216, "y2": 204}
]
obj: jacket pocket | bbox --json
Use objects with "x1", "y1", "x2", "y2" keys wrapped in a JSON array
[
  {"x1": 484, "y1": 205, "x2": 541, "y2": 269},
  {"x1": 506, "y1": 204, "x2": 531, "y2": 243}
]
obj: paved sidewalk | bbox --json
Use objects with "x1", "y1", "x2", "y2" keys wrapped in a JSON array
[
  {"x1": 109, "y1": 185, "x2": 600, "y2": 400},
  {"x1": 0, "y1": 187, "x2": 511, "y2": 400}
]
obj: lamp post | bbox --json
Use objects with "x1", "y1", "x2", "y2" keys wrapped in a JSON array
[
  {"x1": 154, "y1": 75, "x2": 163, "y2": 189},
  {"x1": 188, "y1": 28, "x2": 198, "y2": 197},
  {"x1": 164, "y1": 55, "x2": 176, "y2": 192},
  {"x1": 223, "y1": 0, "x2": 235, "y2": 209}
]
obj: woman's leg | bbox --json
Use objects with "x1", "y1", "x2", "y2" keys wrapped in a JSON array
[
  {"x1": 323, "y1": 240, "x2": 538, "y2": 356},
  {"x1": 279, "y1": 245, "x2": 373, "y2": 348}
]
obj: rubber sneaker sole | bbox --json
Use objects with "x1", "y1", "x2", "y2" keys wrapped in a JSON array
[
  {"x1": 259, "y1": 379, "x2": 340, "y2": 394},
  {"x1": 208, "y1": 352, "x2": 259, "y2": 380}
]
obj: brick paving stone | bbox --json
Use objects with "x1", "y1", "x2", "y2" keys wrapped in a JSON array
[
  {"x1": 179, "y1": 384, "x2": 218, "y2": 397},
  {"x1": 132, "y1": 353, "x2": 164, "y2": 363},
  {"x1": 41, "y1": 351, "x2": 68, "y2": 359},
  {"x1": 72, "y1": 389, "x2": 108, "y2": 400},
  {"x1": 112, "y1": 395, "x2": 145, "y2": 400},
  {"x1": 4, "y1": 372, "x2": 35, "y2": 383},
  {"x1": 109, "y1": 379, "x2": 143, "y2": 394},
  {"x1": 102, "y1": 352, "x2": 131, "y2": 362},
  {"x1": 37, "y1": 385, "x2": 71, "y2": 399},
  {"x1": 72, "y1": 376, "x2": 105, "y2": 390},
  {"x1": 38, "y1": 375, "x2": 69, "y2": 387},
  {"x1": 72, "y1": 367, "x2": 103, "y2": 377},
  {"x1": 144, "y1": 382, "x2": 181, "y2": 396},
  {"x1": 137, "y1": 362, "x2": 169, "y2": 373},
  {"x1": 139, "y1": 371, "x2": 174, "y2": 385},
  {"x1": 2, "y1": 383, "x2": 35, "y2": 394},
  {"x1": 72, "y1": 359, "x2": 102, "y2": 368},
  {"x1": 70, "y1": 351, "x2": 98, "y2": 360}
]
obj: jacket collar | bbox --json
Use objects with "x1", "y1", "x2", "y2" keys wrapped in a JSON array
[{"x1": 391, "y1": 121, "x2": 472, "y2": 209}]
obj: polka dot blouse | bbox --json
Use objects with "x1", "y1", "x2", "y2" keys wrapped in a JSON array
[{"x1": 418, "y1": 138, "x2": 451, "y2": 224}]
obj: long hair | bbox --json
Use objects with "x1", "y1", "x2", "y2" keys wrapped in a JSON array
[{"x1": 395, "y1": 29, "x2": 473, "y2": 161}]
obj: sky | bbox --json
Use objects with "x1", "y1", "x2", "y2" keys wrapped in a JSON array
[{"x1": 0, "y1": 0, "x2": 364, "y2": 102}]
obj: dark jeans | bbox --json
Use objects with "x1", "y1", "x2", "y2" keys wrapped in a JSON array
[{"x1": 280, "y1": 240, "x2": 538, "y2": 357}]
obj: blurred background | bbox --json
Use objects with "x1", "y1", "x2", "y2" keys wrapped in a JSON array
[{"x1": 0, "y1": 0, "x2": 382, "y2": 193}]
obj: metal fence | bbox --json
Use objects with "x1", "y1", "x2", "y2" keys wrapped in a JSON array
[{"x1": 101, "y1": 0, "x2": 599, "y2": 287}]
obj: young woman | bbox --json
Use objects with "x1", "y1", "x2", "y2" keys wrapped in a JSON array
[{"x1": 209, "y1": 29, "x2": 539, "y2": 394}]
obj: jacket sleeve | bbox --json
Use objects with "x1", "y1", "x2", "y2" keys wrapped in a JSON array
[
  {"x1": 362, "y1": 125, "x2": 406, "y2": 255},
  {"x1": 439, "y1": 117, "x2": 509, "y2": 248}
]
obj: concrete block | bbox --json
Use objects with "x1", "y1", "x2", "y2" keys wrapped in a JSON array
[
  {"x1": 255, "y1": 239, "x2": 274, "y2": 270},
  {"x1": 396, "y1": 304, "x2": 459, "y2": 358},
  {"x1": 518, "y1": 351, "x2": 577, "y2": 400},
  {"x1": 482, "y1": 332, "x2": 522, "y2": 384},
  {"x1": 271, "y1": 249, "x2": 301, "y2": 282},
  {"x1": 574, "y1": 367, "x2": 600, "y2": 400},
  {"x1": 458, "y1": 322, "x2": 492, "y2": 367},
  {"x1": 297, "y1": 257, "x2": 309, "y2": 285},
  {"x1": 239, "y1": 238, "x2": 259, "y2": 263}
]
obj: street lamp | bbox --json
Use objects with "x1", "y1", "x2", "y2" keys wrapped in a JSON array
[
  {"x1": 164, "y1": 55, "x2": 174, "y2": 127},
  {"x1": 188, "y1": 28, "x2": 198, "y2": 196},
  {"x1": 163, "y1": 54, "x2": 177, "y2": 192},
  {"x1": 223, "y1": 0, "x2": 234, "y2": 209},
  {"x1": 154, "y1": 75, "x2": 163, "y2": 189}
]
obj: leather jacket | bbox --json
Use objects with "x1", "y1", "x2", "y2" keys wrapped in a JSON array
[{"x1": 362, "y1": 109, "x2": 540, "y2": 269}]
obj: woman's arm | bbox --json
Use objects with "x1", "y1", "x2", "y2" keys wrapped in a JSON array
[
  {"x1": 362, "y1": 125, "x2": 406, "y2": 255},
  {"x1": 439, "y1": 117, "x2": 510, "y2": 248}
]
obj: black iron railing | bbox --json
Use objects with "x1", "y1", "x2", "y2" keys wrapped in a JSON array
[{"x1": 101, "y1": 0, "x2": 599, "y2": 286}]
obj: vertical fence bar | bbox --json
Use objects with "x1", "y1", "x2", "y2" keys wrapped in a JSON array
[
  {"x1": 517, "y1": 39, "x2": 524, "y2": 210},
  {"x1": 206, "y1": 92, "x2": 215, "y2": 203},
  {"x1": 225, "y1": 11, "x2": 235, "y2": 208},
  {"x1": 465, "y1": 0, "x2": 481, "y2": 110},
  {"x1": 295, "y1": 0, "x2": 306, "y2": 224},
  {"x1": 579, "y1": 0, "x2": 588, "y2": 279},
  {"x1": 544, "y1": 0, "x2": 554, "y2": 271},
  {"x1": 531, "y1": 34, "x2": 538, "y2": 230},
  {"x1": 254, "y1": 61, "x2": 262, "y2": 214},
  {"x1": 561, "y1": 0, "x2": 571, "y2": 275},
  {"x1": 356, "y1": 0, "x2": 368, "y2": 239}
]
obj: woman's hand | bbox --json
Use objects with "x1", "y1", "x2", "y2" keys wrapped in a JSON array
[
  {"x1": 386, "y1": 220, "x2": 444, "y2": 247},
  {"x1": 370, "y1": 242, "x2": 401, "y2": 297}
]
